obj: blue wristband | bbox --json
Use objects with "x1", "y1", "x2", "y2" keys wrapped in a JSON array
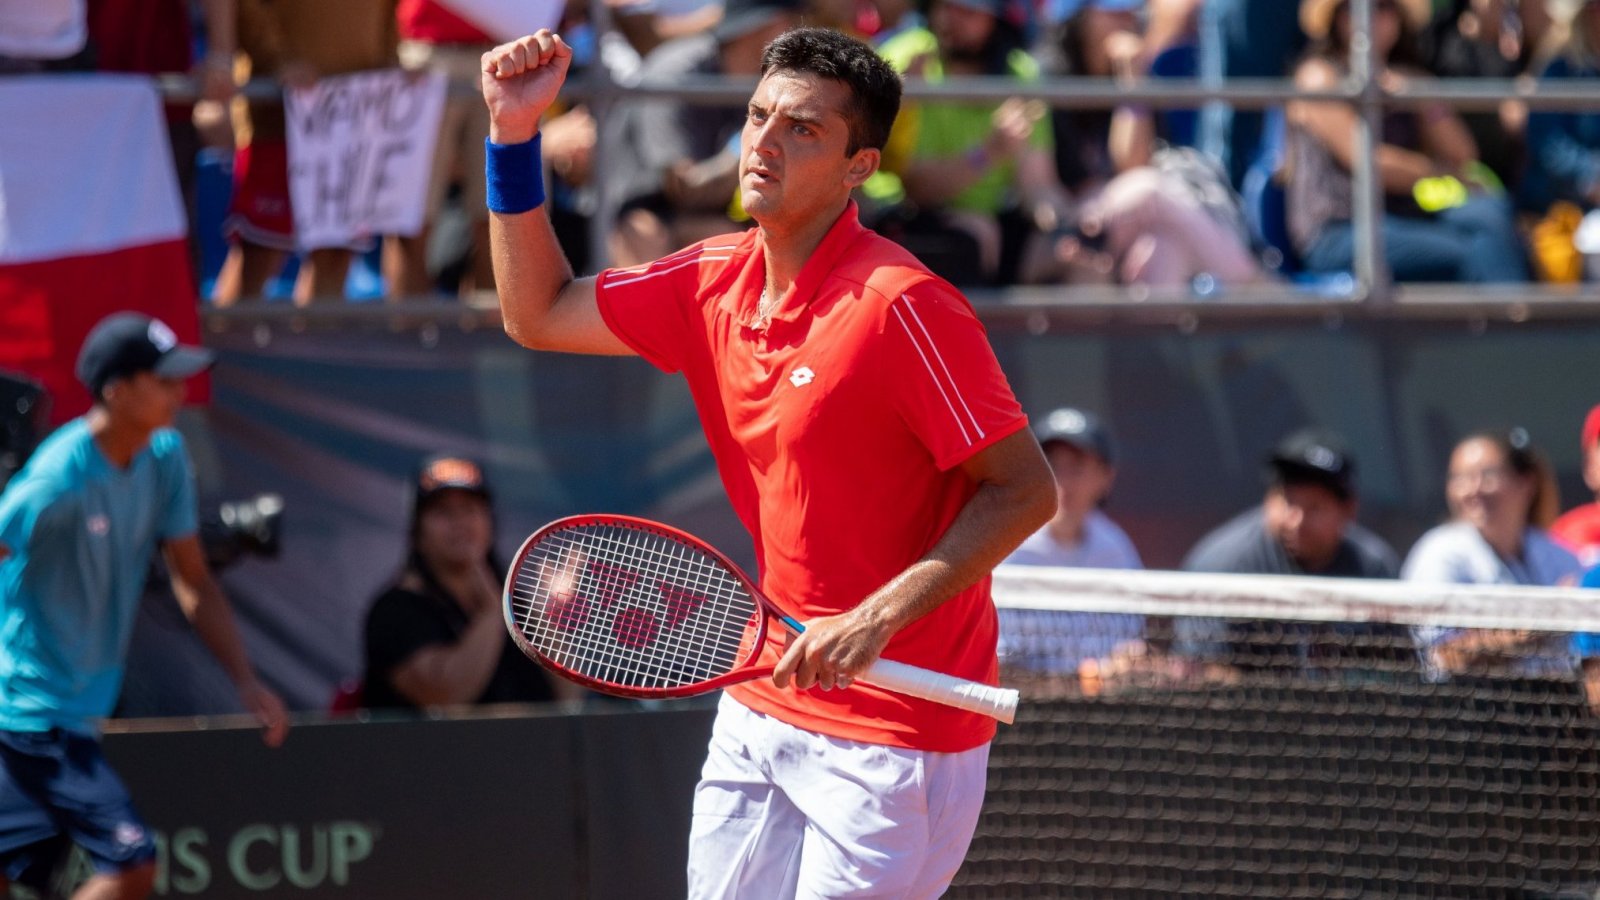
[{"x1": 485, "y1": 134, "x2": 546, "y2": 214}]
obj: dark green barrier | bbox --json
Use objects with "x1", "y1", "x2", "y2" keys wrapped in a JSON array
[{"x1": 21, "y1": 707, "x2": 715, "y2": 899}]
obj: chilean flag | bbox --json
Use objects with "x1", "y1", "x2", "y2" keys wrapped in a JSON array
[{"x1": 0, "y1": 74, "x2": 206, "y2": 425}]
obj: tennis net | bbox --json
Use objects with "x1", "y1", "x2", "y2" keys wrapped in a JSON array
[{"x1": 953, "y1": 566, "x2": 1600, "y2": 899}]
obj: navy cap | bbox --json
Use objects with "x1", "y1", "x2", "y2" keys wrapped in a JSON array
[
  {"x1": 1034, "y1": 407, "x2": 1115, "y2": 464},
  {"x1": 1267, "y1": 428, "x2": 1355, "y2": 499},
  {"x1": 75, "y1": 313, "x2": 214, "y2": 399}
]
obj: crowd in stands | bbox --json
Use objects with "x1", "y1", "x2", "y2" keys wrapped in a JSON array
[
  {"x1": 998, "y1": 399, "x2": 1600, "y2": 704},
  {"x1": 8, "y1": 0, "x2": 1600, "y2": 299}
]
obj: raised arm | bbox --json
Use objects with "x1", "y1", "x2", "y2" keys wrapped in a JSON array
[
  {"x1": 773, "y1": 427, "x2": 1056, "y2": 690},
  {"x1": 482, "y1": 31, "x2": 632, "y2": 356}
]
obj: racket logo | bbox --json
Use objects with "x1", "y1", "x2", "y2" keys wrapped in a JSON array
[
  {"x1": 587, "y1": 560, "x2": 639, "y2": 609},
  {"x1": 612, "y1": 607, "x2": 659, "y2": 648},
  {"x1": 546, "y1": 557, "x2": 712, "y2": 653}
]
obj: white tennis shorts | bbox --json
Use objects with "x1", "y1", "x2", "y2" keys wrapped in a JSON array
[{"x1": 686, "y1": 692, "x2": 990, "y2": 899}]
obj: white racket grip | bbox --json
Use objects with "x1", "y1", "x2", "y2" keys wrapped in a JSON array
[{"x1": 862, "y1": 659, "x2": 1019, "y2": 725}]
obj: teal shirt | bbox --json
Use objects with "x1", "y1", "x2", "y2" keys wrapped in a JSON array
[{"x1": 0, "y1": 419, "x2": 197, "y2": 733}]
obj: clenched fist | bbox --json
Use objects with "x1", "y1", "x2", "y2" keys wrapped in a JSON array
[{"x1": 481, "y1": 30, "x2": 574, "y2": 145}]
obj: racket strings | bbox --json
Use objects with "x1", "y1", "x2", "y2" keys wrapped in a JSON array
[{"x1": 509, "y1": 523, "x2": 761, "y2": 690}]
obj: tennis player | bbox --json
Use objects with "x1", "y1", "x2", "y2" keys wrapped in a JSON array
[
  {"x1": 0, "y1": 314, "x2": 289, "y2": 897},
  {"x1": 482, "y1": 27, "x2": 1054, "y2": 897}
]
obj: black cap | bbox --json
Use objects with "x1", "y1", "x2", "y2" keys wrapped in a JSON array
[
  {"x1": 75, "y1": 313, "x2": 214, "y2": 399},
  {"x1": 1267, "y1": 428, "x2": 1355, "y2": 499},
  {"x1": 414, "y1": 454, "x2": 492, "y2": 508},
  {"x1": 713, "y1": 0, "x2": 801, "y2": 44},
  {"x1": 1034, "y1": 407, "x2": 1115, "y2": 464}
]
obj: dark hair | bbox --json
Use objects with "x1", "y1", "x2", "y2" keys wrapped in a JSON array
[
  {"x1": 1268, "y1": 465, "x2": 1354, "y2": 503},
  {"x1": 1458, "y1": 428, "x2": 1560, "y2": 528},
  {"x1": 760, "y1": 27, "x2": 902, "y2": 154},
  {"x1": 1308, "y1": 0, "x2": 1426, "y2": 70}
]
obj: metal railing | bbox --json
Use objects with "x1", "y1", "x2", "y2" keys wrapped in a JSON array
[{"x1": 159, "y1": 0, "x2": 1600, "y2": 325}]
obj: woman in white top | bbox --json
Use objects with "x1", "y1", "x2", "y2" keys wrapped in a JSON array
[{"x1": 1404, "y1": 429, "x2": 1583, "y2": 679}]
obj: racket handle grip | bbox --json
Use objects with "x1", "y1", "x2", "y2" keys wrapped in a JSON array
[{"x1": 863, "y1": 659, "x2": 1019, "y2": 725}]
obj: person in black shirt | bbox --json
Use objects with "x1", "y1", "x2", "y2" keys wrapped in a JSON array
[
  {"x1": 362, "y1": 455, "x2": 559, "y2": 710},
  {"x1": 1179, "y1": 429, "x2": 1409, "y2": 678},
  {"x1": 1184, "y1": 428, "x2": 1397, "y2": 579}
]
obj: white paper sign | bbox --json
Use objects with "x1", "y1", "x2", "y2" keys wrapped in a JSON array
[
  {"x1": 285, "y1": 69, "x2": 448, "y2": 250},
  {"x1": 439, "y1": 0, "x2": 563, "y2": 41}
]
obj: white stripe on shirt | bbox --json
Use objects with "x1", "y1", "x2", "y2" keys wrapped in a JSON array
[
  {"x1": 899, "y1": 297, "x2": 985, "y2": 440},
  {"x1": 891, "y1": 301, "x2": 973, "y2": 446},
  {"x1": 603, "y1": 255, "x2": 734, "y2": 288}
]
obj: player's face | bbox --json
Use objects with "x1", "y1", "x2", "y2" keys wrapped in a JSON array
[
  {"x1": 1446, "y1": 438, "x2": 1533, "y2": 534},
  {"x1": 1045, "y1": 443, "x2": 1113, "y2": 526},
  {"x1": 107, "y1": 371, "x2": 185, "y2": 432},
  {"x1": 1264, "y1": 483, "x2": 1354, "y2": 571},
  {"x1": 415, "y1": 490, "x2": 493, "y2": 571},
  {"x1": 739, "y1": 71, "x2": 879, "y2": 228}
]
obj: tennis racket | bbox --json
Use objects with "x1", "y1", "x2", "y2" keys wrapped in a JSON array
[{"x1": 502, "y1": 514, "x2": 1018, "y2": 724}]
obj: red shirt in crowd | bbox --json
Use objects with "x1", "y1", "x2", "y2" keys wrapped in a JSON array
[{"x1": 595, "y1": 203, "x2": 1028, "y2": 752}]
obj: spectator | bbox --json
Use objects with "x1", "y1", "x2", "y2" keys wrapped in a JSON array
[
  {"x1": 362, "y1": 455, "x2": 565, "y2": 711},
  {"x1": 997, "y1": 408, "x2": 1143, "y2": 680},
  {"x1": 1404, "y1": 428, "x2": 1580, "y2": 586},
  {"x1": 1006, "y1": 408, "x2": 1140, "y2": 569},
  {"x1": 0, "y1": 313, "x2": 287, "y2": 898},
  {"x1": 602, "y1": 0, "x2": 800, "y2": 267},
  {"x1": 1186, "y1": 428, "x2": 1398, "y2": 579},
  {"x1": 383, "y1": 0, "x2": 498, "y2": 299},
  {"x1": 878, "y1": 0, "x2": 1074, "y2": 285},
  {"x1": 1181, "y1": 428, "x2": 1407, "y2": 677},
  {"x1": 211, "y1": 0, "x2": 400, "y2": 305},
  {"x1": 1042, "y1": 0, "x2": 1265, "y2": 287},
  {"x1": 1552, "y1": 404, "x2": 1600, "y2": 567},
  {"x1": 1521, "y1": 0, "x2": 1600, "y2": 281},
  {"x1": 1405, "y1": 430, "x2": 1582, "y2": 678},
  {"x1": 1416, "y1": 0, "x2": 1542, "y2": 193},
  {"x1": 1286, "y1": 0, "x2": 1532, "y2": 283},
  {"x1": 1403, "y1": 428, "x2": 1583, "y2": 683}
]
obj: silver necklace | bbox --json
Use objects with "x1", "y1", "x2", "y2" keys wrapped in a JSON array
[{"x1": 757, "y1": 284, "x2": 777, "y2": 323}]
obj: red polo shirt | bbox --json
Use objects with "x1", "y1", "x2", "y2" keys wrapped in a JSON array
[{"x1": 595, "y1": 203, "x2": 1027, "y2": 751}]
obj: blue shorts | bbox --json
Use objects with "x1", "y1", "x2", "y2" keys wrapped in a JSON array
[{"x1": 0, "y1": 728, "x2": 155, "y2": 887}]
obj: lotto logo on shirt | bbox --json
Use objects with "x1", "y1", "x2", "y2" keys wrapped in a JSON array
[
  {"x1": 789, "y1": 366, "x2": 815, "y2": 387},
  {"x1": 86, "y1": 514, "x2": 110, "y2": 536}
]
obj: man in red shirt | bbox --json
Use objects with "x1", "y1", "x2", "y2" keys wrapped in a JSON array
[
  {"x1": 1553, "y1": 404, "x2": 1600, "y2": 568},
  {"x1": 481, "y1": 26, "x2": 1053, "y2": 896}
]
